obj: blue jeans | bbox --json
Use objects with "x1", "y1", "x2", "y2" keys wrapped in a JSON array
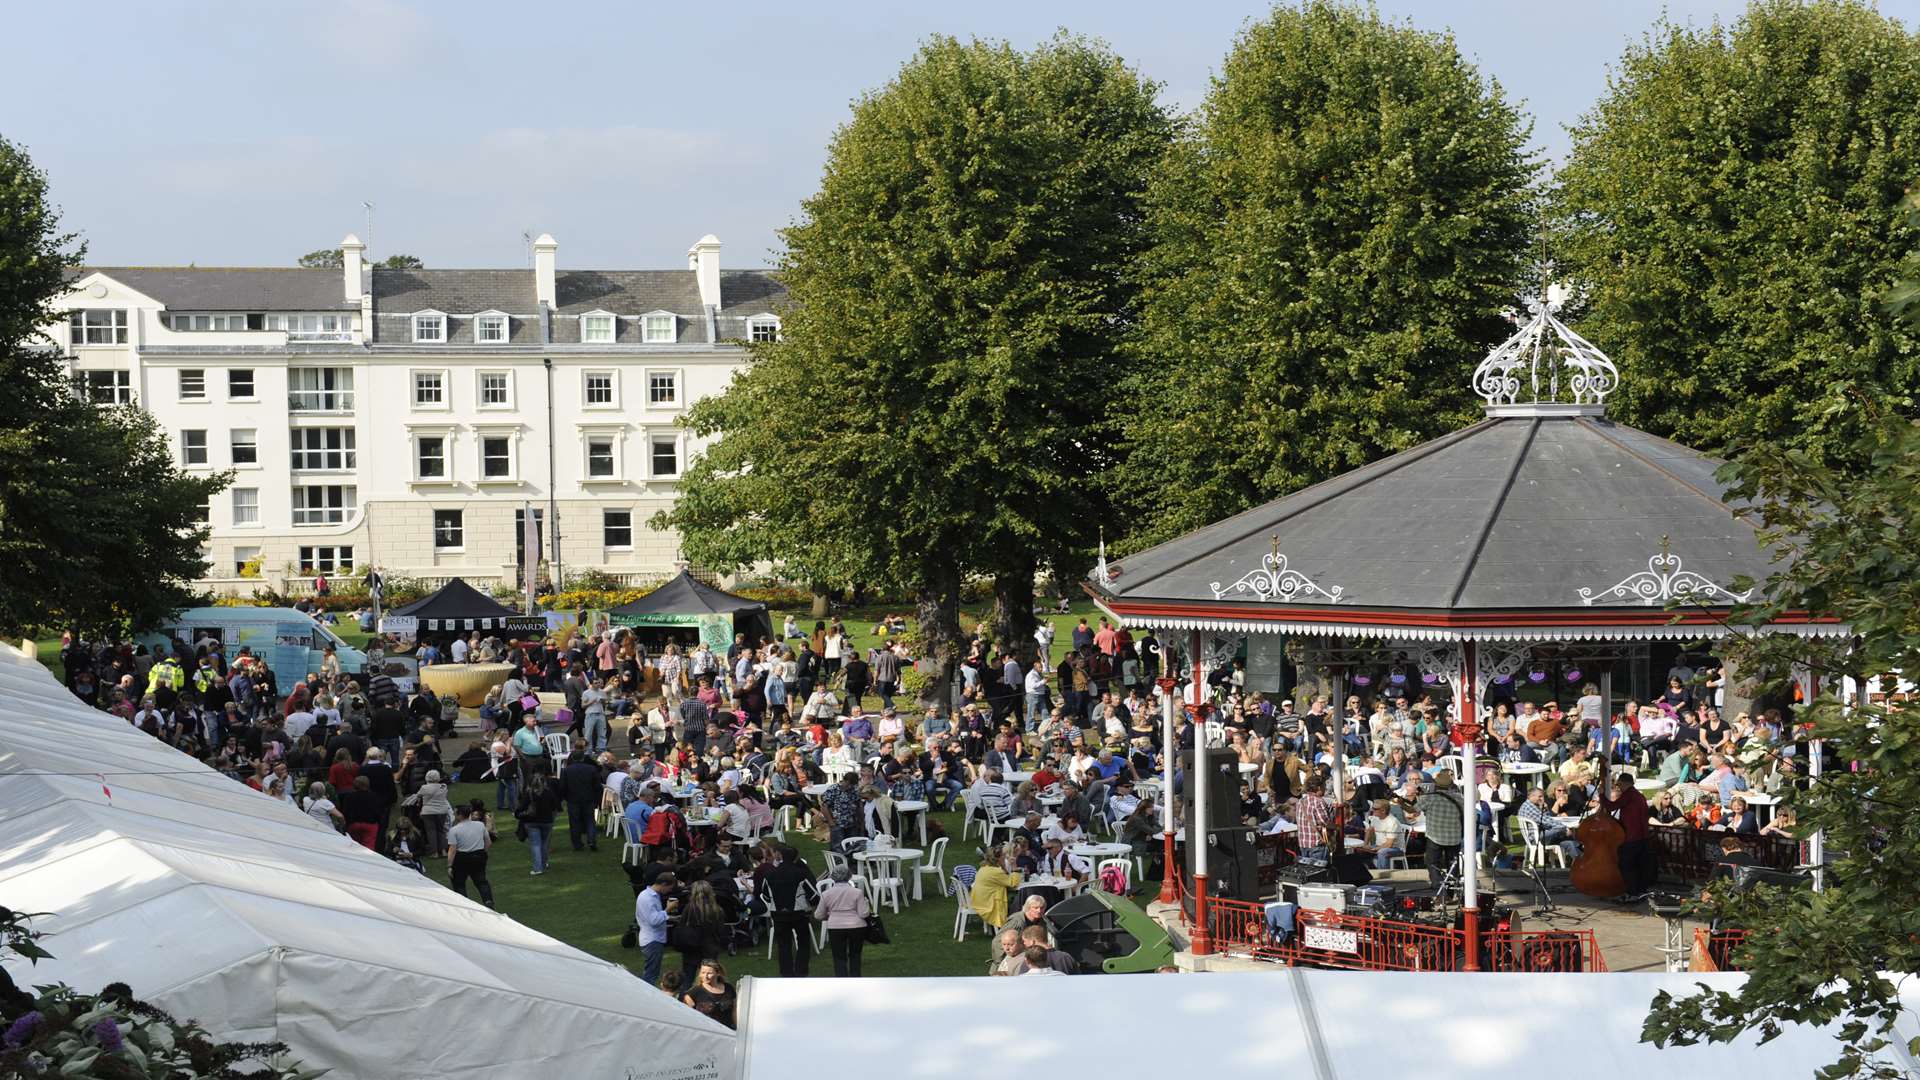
[
  {"x1": 931, "y1": 778, "x2": 964, "y2": 812},
  {"x1": 496, "y1": 774, "x2": 519, "y2": 811},
  {"x1": 1026, "y1": 693, "x2": 1048, "y2": 730},
  {"x1": 1373, "y1": 846, "x2": 1405, "y2": 869},
  {"x1": 527, "y1": 823, "x2": 552, "y2": 872},
  {"x1": 640, "y1": 941, "x2": 665, "y2": 985},
  {"x1": 585, "y1": 713, "x2": 608, "y2": 753}
]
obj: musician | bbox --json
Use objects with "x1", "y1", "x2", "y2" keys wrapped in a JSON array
[{"x1": 1598, "y1": 773, "x2": 1654, "y2": 900}]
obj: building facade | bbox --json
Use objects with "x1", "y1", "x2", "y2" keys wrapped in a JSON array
[{"x1": 46, "y1": 232, "x2": 783, "y2": 595}]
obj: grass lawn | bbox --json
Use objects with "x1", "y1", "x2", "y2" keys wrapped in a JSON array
[{"x1": 433, "y1": 783, "x2": 1001, "y2": 980}]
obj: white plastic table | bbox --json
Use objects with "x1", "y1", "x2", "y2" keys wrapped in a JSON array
[
  {"x1": 853, "y1": 846, "x2": 925, "y2": 901},
  {"x1": 1238, "y1": 762, "x2": 1261, "y2": 775},
  {"x1": 1739, "y1": 791, "x2": 1779, "y2": 824},
  {"x1": 801, "y1": 783, "x2": 831, "y2": 797},
  {"x1": 894, "y1": 799, "x2": 930, "y2": 845},
  {"x1": 1004, "y1": 771, "x2": 1034, "y2": 785},
  {"x1": 1070, "y1": 841, "x2": 1130, "y2": 862},
  {"x1": 1635, "y1": 777, "x2": 1667, "y2": 794}
]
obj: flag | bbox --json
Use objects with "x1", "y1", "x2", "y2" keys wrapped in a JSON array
[{"x1": 97, "y1": 773, "x2": 112, "y2": 804}]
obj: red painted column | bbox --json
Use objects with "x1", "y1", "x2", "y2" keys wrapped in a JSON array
[
  {"x1": 1186, "y1": 628, "x2": 1213, "y2": 956},
  {"x1": 1460, "y1": 640, "x2": 1481, "y2": 970},
  {"x1": 1156, "y1": 673, "x2": 1180, "y2": 905}
]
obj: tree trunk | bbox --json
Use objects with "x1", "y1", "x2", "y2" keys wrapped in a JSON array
[
  {"x1": 915, "y1": 565, "x2": 964, "y2": 711},
  {"x1": 809, "y1": 584, "x2": 830, "y2": 619},
  {"x1": 990, "y1": 562, "x2": 1039, "y2": 664}
]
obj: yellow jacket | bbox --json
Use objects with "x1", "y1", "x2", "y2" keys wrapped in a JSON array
[{"x1": 969, "y1": 865, "x2": 1022, "y2": 930}]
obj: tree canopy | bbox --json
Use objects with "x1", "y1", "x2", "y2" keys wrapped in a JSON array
[
  {"x1": 0, "y1": 136, "x2": 227, "y2": 637},
  {"x1": 1113, "y1": 0, "x2": 1536, "y2": 550},
  {"x1": 297, "y1": 248, "x2": 422, "y2": 269},
  {"x1": 1553, "y1": 0, "x2": 1920, "y2": 471},
  {"x1": 658, "y1": 32, "x2": 1169, "y2": 674}
]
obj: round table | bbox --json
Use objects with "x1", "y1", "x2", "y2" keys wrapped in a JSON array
[
  {"x1": 853, "y1": 847, "x2": 925, "y2": 901},
  {"x1": 1238, "y1": 762, "x2": 1261, "y2": 775},
  {"x1": 801, "y1": 783, "x2": 831, "y2": 797},
  {"x1": 894, "y1": 799, "x2": 930, "y2": 845},
  {"x1": 1501, "y1": 762, "x2": 1550, "y2": 792},
  {"x1": 1039, "y1": 794, "x2": 1065, "y2": 807},
  {"x1": 1070, "y1": 842, "x2": 1130, "y2": 862},
  {"x1": 1635, "y1": 777, "x2": 1668, "y2": 795},
  {"x1": 1016, "y1": 875, "x2": 1077, "y2": 910},
  {"x1": 1004, "y1": 771, "x2": 1034, "y2": 785}
]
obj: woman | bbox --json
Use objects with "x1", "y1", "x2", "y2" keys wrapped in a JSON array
[
  {"x1": 1662, "y1": 676, "x2": 1693, "y2": 715},
  {"x1": 969, "y1": 844, "x2": 1024, "y2": 930},
  {"x1": 674, "y1": 881, "x2": 730, "y2": 985},
  {"x1": 326, "y1": 747, "x2": 358, "y2": 793},
  {"x1": 658, "y1": 643, "x2": 686, "y2": 709},
  {"x1": 415, "y1": 769, "x2": 454, "y2": 856},
  {"x1": 681, "y1": 960, "x2": 738, "y2": 1028},
  {"x1": 813, "y1": 865, "x2": 872, "y2": 978},
  {"x1": 1120, "y1": 798, "x2": 1161, "y2": 874},
  {"x1": 1727, "y1": 795, "x2": 1759, "y2": 835},
  {"x1": 1010, "y1": 781, "x2": 1044, "y2": 819},
  {"x1": 821, "y1": 731, "x2": 855, "y2": 780},
  {"x1": 515, "y1": 771, "x2": 562, "y2": 875},
  {"x1": 1700, "y1": 709, "x2": 1736, "y2": 756},
  {"x1": 1759, "y1": 806, "x2": 1797, "y2": 839},
  {"x1": 1651, "y1": 789, "x2": 1685, "y2": 826},
  {"x1": 284, "y1": 735, "x2": 321, "y2": 785},
  {"x1": 319, "y1": 646, "x2": 341, "y2": 684}
]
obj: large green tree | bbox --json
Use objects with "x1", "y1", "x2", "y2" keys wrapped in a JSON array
[
  {"x1": 658, "y1": 33, "x2": 1170, "y2": 684},
  {"x1": 1115, "y1": 1, "x2": 1536, "y2": 549},
  {"x1": 1553, "y1": 0, "x2": 1920, "y2": 470},
  {"x1": 0, "y1": 136, "x2": 228, "y2": 637}
]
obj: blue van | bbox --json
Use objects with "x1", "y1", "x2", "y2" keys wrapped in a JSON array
[{"x1": 145, "y1": 607, "x2": 368, "y2": 689}]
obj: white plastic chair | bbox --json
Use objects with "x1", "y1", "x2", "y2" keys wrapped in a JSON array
[
  {"x1": 770, "y1": 805, "x2": 794, "y2": 844},
  {"x1": 620, "y1": 815, "x2": 644, "y2": 866},
  {"x1": 1520, "y1": 817, "x2": 1568, "y2": 869},
  {"x1": 952, "y1": 880, "x2": 986, "y2": 941},
  {"x1": 601, "y1": 789, "x2": 624, "y2": 837},
  {"x1": 865, "y1": 854, "x2": 906, "y2": 914},
  {"x1": 960, "y1": 789, "x2": 981, "y2": 841},
  {"x1": 824, "y1": 850, "x2": 850, "y2": 877},
  {"x1": 1203, "y1": 720, "x2": 1226, "y2": 747},
  {"x1": 542, "y1": 732, "x2": 572, "y2": 773},
  {"x1": 1097, "y1": 857, "x2": 1131, "y2": 893},
  {"x1": 916, "y1": 836, "x2": 950, "y2": 897}
]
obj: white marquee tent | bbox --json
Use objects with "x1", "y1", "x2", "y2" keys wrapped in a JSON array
[
  {"x1": 0, "y1": 643, "x2": 733, "y2": 1080},
  {"x1": 737, "y1": 970, "x2": 1920, "y2": 1079}
]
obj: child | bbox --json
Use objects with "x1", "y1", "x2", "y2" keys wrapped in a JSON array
[{"x1": 391, "y1": 819, "x2": 426, "y2": 873}]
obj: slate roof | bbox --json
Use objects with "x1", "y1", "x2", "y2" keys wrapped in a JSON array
[
  {"x1": 76, "y1": 267, "x2": 353, "y2": 311},
  {"x1": 1098, "y1": 414, "x2": 1777, "y2": 614},
  {"x1": 371, "y1": 269, "x2": 536, "y2": 315}
]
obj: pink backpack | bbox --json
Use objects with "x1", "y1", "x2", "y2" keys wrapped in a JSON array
[{"x1": 1099, "y1": 862, "x2": 1128, "y2": 894}]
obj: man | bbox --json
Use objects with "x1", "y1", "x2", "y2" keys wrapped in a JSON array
[
  {"x1": 1093, "y1": 617, "x2": 1118, "y2": 657},
  {"x1": 922, "y1": 705, "x2": 949, "y2": 740},
  {"x1": 1599, "y1": 772, "x2": 1654, "y2": 900},
  {"x1": 872, "y1": 642, "x2": 902, "y2": 711},
  {"x1": 512, "y1": 712, "x2": 548, "y2": 785},
  {"x1": 1416, "y1": 771, "x2": 1465, "y2": 890},
  {"x1": 1071, "y1": 618, "x2": 1094, "y2": 652},
  {"x1": 359, "y1": 747, "x2": 399, "y2": 844},
  {"x1": 1024, "y1": 663, "x2": 1050, "y2": 732},
  {"x1": 1294, "y1": 778, "x2": 1335, "y2": 861},
  {"x1": 1055, "y1": 781, "x2": 1093, "y2": 830},
  {"x1": 1000, "y1": 893, "x2": 1050, "y2": 947},
  {"x1": 1518, "y1": 786, "x2": 1580, "y2": 859},
  {"x1": 922, "y1": 737, "x2": 967, "y2": 811},
  {"x1": 760, "y1": 844, "x2": 817, "y2": 977},
  {"x1": 841, "y1": 705, "x2": 875, "y2": 761},
  {"x1": 302, "y1": 781, "x2": 344, "y2": 831},
  {"x1": 447, "y1": 804, "x2": 495, "y2": 908},
  {"x1": 1019, "y1": 925, "x2": 1076, "y2": 974},
  {"x1": 559, "y1": 750, "x2": 602, "y2": 852},
  {"x1": 1362, "y1": 800, "x2": 1408, "y2": 869},
  {"x1": 819, "y1": 773, "x2": 864, "y2": 847},
  {"x1": 635, "y1": 871, "x2": 678, "y2": 985},
  {"x1": 973, "y1": 769, "x2": 1015, "y2": 830},
  {"x1": 325, "y1": 723, "x2": 368, "y2": 766},
  {"x1": 1033, "y1": 621, "x2": 1055, "y2": 673}
]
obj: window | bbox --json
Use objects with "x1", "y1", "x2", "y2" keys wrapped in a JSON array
[
  {"x1": 292, "y1": 485, "x2": 355, "y2": 525},
  {"x1": 643, "y1": 314, "x2": 675, "y2": 343},
  {"x1": 603, "y1": 509, "x2": 633, "y2": 549},
  {"x1": 514, "y1": 508, "x2": 544, "y2": 568},
  {"x1": 233, "y1": 545, "x2": 261, "y2": 576},
  {"x1": 650, "y1": 435, "x2": 680, "y2": 478},
  {"x1": 181, "y1": 429, "x2": 208, "y2": 466},
  {"x1": 230, "y1": 429, "x2": 258, "y2": 465},
  {"x1": 581, "y1": 314, "x2": 615, "y2": 344},
  {"x1": 85, "y1": 370, "x2": 132, "y2": 404},
  {"x1": 412, "y1": 370, "x2": 445, "y2": 407},
  {"x1": 193, "y1": 496, "x2": 210, "y2": 525},
  {"x1": 647, "y1": 370, "x2": 678, "y2": 406},
  {"x1": 586, "y1": 435, "x2": 616, "y2": 478},
  {"x1": 415, "y1": 434, "x2": 447, "y2": 479},
  {"x1": 228, "y1": 368, "x2": 255, "y2": 399},
  {"x1": 179, "y1": 369, "x2": 206, "y2": 400},
  {"x1": 475, "y1": 313, "x2": 508, "y2": 344},
  {"x1": 69, "y1": 309, "x2": 127, "y2": 345},
  {"x1": 168, "y1": 313, "x2": 257, "y2": 332},
  {"x1": 584, "y1": 371, "x2": 616, "y2": 406},
  {"x1": 481, "y1": 436, "x2": 513, "y2": 479},
  {"x1": 478, "y1": 371, "x2": 511, "y2": 408},
  {"x1": 748, "y1": 316, "x2": 780, "y2": 343},
  {"x1": 288, "y1": 367, "x2": 353, "y2": 411},
  {"x1": 290, "y1": 427, "x2": 356, "y2": 471},
  {"x1": 297, "y1": 545, "x2": 354, "y2": 573},
  {"x1": 266, "y1": 313, "x2": 350, "y2": 338},
  {"x1": 412, "y1": 311, "x2": 446, "y2": 343},
  {"x1": 433, "y1": 509, "x2": 464, "y2": 550},
  {"x1": 231, "y1": 488, "x2": 259, "y2": 526}
]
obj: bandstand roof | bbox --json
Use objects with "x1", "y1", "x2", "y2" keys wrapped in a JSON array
[{"x1": 1093, "y1": 298, "x2": 1835, "y2": 642}]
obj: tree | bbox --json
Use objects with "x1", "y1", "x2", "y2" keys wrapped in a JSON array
[
  {"x1": 1114, "y1": 1, "x2": 1536, "y2": 549},
  {"x1": 657, "y1": 33, "x2": 1170, "y2": 689},
  {"x1": 297, "y1": 249, "x2": 422, "y2": 269},
  {"x1": 1553, "y1": 0, "x2": 1920, "y2": 472},
  {"x1": 0, "y1": 137, "x2": 228, "y2": 637}
]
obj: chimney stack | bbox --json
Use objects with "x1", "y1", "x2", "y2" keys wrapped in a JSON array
[
  {"x1": 688, "y1": 234, "x2": 722, "y2": 310},
  {"x1": 340, "y1": 234, "x2": 364, "y2": 302},
  {"x1": 533, "y1": 233, "x2": 558, "y2": 309}
]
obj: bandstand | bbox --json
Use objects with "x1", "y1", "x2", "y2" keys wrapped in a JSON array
[{"x1": 1088, "y1": 290, "x2": 1842, "y2": 961}]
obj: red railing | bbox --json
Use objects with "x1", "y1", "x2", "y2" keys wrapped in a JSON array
[
  {"x1": 1690, "y1": 926, "x2": 1748, "y2": 971},
  {"x1": 1174, "y1": 870, "x2": 1606, "y2": 972}
]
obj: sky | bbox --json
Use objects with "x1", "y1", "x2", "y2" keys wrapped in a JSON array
[{"x1": 6, "y1": 0, "x2": 1915, "y2": 271}]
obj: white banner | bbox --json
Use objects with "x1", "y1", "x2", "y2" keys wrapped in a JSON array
[{"x1": 1301, "y1": 925, "x2": 1358, "y2": 954}]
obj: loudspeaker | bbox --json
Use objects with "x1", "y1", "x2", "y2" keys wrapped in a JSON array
[
  {"x1": 1180, "y1": 747, "x2": 1241, "y2": 826},
  {"x1": 1186, "y1": 825, "x2": 1258, "y2": 901},
  {"x1": 1326, "y1": 852, "x2": 1375, "y2": 886}
]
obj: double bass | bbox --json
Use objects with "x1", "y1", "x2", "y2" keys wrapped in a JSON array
[{"x1": 1569, "y1": 716, "x2": 1627, "y2": 898}]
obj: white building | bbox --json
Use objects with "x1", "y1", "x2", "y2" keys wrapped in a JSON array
[{"x1": 46, "y1": 233, "x2": 783, "y2": 595}]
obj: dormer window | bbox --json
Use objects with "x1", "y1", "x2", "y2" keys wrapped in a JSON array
[
  {"x1": 413, "y1": 311, "x2": 446, "y2": 343},
  {"x1": 581, "y1": 312, "x2": 616, "y2": 344},
  {"x1": 475, "y1": 312, "x2": 509, "y2": 344},
  {"x1": 643, "y1": 313, "x2": 676, "y2": 344},
  {"x1": 748, "y1": 315, "x2": 781, "y2": 343}
]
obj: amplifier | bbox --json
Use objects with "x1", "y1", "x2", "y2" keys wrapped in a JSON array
[
  {"x1": 1277, "y1": 861, "x2": 1330, "y2": 888},
  {"x1": 1295, "y1": 883, "x2": 1355, "y2": 913}
]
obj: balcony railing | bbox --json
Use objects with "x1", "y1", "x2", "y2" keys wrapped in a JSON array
[{"x1": 288, "y1": 391, "x2": 355, "y2": 412}]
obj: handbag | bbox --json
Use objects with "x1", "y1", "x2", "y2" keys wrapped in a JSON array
[
  {"x1": 863, "y1": 913, "x2": 890, "y2": 945},
  {"x1": 520, "y1": 693, "x2": 541, "y2": 711}
]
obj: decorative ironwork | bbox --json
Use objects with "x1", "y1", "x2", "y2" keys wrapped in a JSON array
[
  {"x1": 1577, "y1": 539, "x2": 1753, "y2": 607},
  {"x1": 1473, "y1": 285, "x2": 1618, "y2": 407},
  {"x1": 1201, "y1": 634, "x2": 1243, "y2": 674},
  {"x1": 1210, "y1": 536, "x2": 1345, "y2": 604}
]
